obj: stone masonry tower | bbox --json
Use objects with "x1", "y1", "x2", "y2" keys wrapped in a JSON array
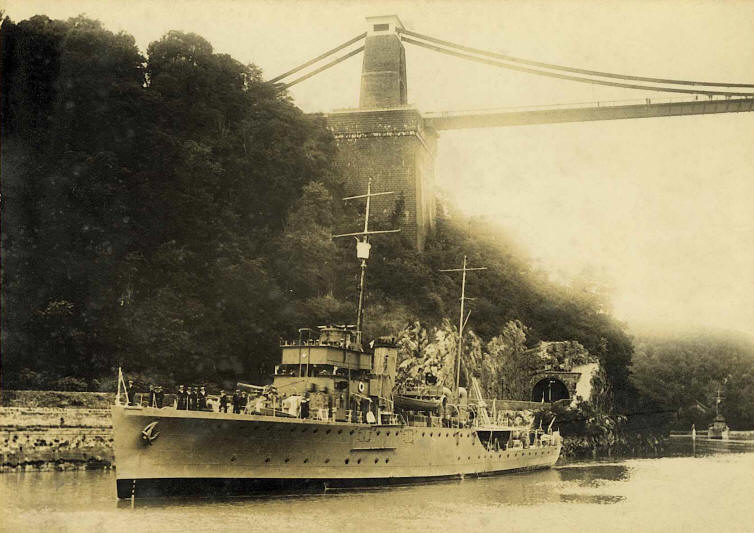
[{"x1": 326, "y1": 15, "x2": 436, "y2": 250}]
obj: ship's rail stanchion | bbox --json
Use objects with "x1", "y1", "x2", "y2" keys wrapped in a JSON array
[{"x1": 115, "y1": 367, "x2": 129, "y2": 406}]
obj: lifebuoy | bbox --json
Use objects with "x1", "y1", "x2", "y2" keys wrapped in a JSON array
[{"x1": 358, "y1": 382, "x2": 365, "y2": 393}]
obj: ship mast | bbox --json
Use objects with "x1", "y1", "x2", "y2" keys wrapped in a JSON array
[
  {"x1": 333, "y1": 178, "x2": 399, "y2": 346},
  {"x1": 439, "y1": 256, "x2": 486, "y2": 392}
]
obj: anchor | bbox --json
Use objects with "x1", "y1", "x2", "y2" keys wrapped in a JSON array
[{"x1": 140, "y1": 421, "x2": 160, "y2": 445}]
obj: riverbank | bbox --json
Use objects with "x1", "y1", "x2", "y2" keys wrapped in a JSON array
[
  {"x1": 0, "y1": 406, "x2": 113, "y2": 472},
  {"x1": 1, "y1": 391, "x2": 114, "y2": 472},
  {"x1": 1, "y1": 390, "x2": 675, "y2": 471}
]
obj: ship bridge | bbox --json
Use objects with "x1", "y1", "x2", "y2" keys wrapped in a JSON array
[{"x1": 273, "y1": 327, "x2": 397, "y2": 418}]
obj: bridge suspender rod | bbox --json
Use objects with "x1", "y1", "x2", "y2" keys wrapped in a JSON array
[
  {"x1": 401, "y1": 37, "x2": 754, "y2": 97},
  {"x1": 268, "y1": 32, "x2": 366, "y2": 84},
  {"x1": 399, "y1": 28, "x2": 754, "y2": 90},
  {"x1": 282, "y1": 46, "x2": 365, "y2": 88}
]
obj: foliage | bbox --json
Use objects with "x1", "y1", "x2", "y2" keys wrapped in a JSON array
[
  {"x1": 631, "y1": 330, "x2": 754, "y2": 429},
  {"x1": 2, "y1": 14, "x2": 640, "y2": 413}
]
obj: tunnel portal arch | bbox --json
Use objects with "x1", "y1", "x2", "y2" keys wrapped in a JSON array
[{"x1": 531, "y1": 378, "x2": 570, "y2": 403}]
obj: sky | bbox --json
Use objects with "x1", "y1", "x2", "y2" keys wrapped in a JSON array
[{"x1": 5, "y1": 0, "x2": 754, "y2": 336}]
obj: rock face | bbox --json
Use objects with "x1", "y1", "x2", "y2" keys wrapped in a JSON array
[
  {"x1": 0, "y1": 406, "x2": 113, "y2": 471},
  {"x1": 525, "y1": 341, "x2": 602, "y2": 405}
]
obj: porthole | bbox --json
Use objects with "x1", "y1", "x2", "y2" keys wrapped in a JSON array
[
  {"x1": 467, "y1": 456, "x2": 471, "y2": 460},
  {"x1": 313, "y1": 429, "x2": 318, "y2": 434},
  {"x1": 376, "y1": 431, "x2": 380, "y2": 436},
  {"x1": 422, "y1": 432, "x2": 426, "y2": 437},
  {"x1": 284, "y1": 458, "x2": 290, "y2": 463},
  {"x1": 344, "y1": 458, "x2": 350, "y2": 465},
  {"x1": 304, "y1": 458, "x2": 309, "y2": 463},
  {"x1": 302, "y1": 428, "x2": 307, "y2": 433},
  {"x1": 386, "y1": 431, "x2": 390, "y2": 436},
  {"x1": 349, "y1": 430, "x2": 355, "y2": 435},
  {"x1": 385, "y1": 458, "x2": 389, "y2": 463},
  {"x1": 324, "y1": 458, "x2": 330, "y2": 464},
  {"x1": 430, "y1": 433, "x2": 433, "y2": 437},
  {"x1": 326, "y1": 429, "x2": 331, "y2": 434},
  {"x1": 357, "y1": 458, "x2": 362, "y2": 464},
  {"x1": 265, "y1": 458, "x2": 270, "y2": 463},
  {"x1": 374, "y1": 458, "x2": 379, "y2": 464},
  {"x1": 338, "y1": 429, "x2": 343, "y2": 434},
  {"x1": 290, "y1": 428, "x2": 295, "y2": 433}
]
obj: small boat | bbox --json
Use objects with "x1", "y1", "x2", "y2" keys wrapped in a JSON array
[
  {"x1": 708, "y1": 387, "x2": 730, "y2": 440},
  {"x1": 393, "y1": 390, "x2": 446, "y2": 411}
]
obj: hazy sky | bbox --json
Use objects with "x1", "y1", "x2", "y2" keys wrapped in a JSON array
[{"x1": 6, "y1": 0, "x2": 754, "y2": 336}]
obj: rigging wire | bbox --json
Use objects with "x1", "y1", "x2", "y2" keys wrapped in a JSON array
[
  {"x1": 399, "y1": 28, "x2": 754, "y2": 89},
  {"x1": 269, "y1": 32, "x2": 366, "y2": 84},
  {"x1": 401, "y1": 37, "x2": 754, "y2": 97},
  {"x1": 283, "y1": 46, "x2": 365, "y2": 88}
]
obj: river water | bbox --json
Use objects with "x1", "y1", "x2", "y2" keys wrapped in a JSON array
[{"x1": 1, "y1": 437, "x2": 752, "y2": 533}]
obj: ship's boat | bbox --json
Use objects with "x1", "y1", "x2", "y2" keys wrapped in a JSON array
[
  {"x1": 707, "y1": 387, "x2": 730, "y2": 440},
  {"x1": 393, "y1": 394, "x2": 444, "y2": 411},
  {"x1": 393, "y1": 384, "x2": 450, "y2": 411},
  {"x1": 111, "y1": 182, "x2": 562, "y2": 498}
]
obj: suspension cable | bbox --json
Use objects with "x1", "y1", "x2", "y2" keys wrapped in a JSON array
[
  {"x1": 269, "y1": 32, "x2": 366, "y2": 84},
  {"x1": 399, "y1": 28, "x2": 754, "y2": 89},
  {"x1": 283, "y1": 46, "x2": 364, "y2": 88},
  {"x1": 402, "y1": 37, "x2": 754, "y2": 97}
]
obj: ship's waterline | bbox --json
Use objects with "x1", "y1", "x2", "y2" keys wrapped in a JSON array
[{"x1": 113, "y1": 405, "x2": 561, "y2": 498}]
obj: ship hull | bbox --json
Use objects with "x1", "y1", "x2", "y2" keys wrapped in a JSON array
[{"x1": 113, "y1": 405, "x2": 561, "y2": 498}]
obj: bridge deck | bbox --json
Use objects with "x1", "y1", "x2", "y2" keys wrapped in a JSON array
[{"x1": 423, "y1": 97, "x2": 754, "y2": 130}]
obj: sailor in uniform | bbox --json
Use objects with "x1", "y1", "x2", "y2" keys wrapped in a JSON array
[
  {"x1": 126, "y1": 380, "x2": 137, "y2": 406},
  {"x1": 188, "y1": 387, "x2": 198, "y2": 410},
  {"x1": 232, "y1": 390, "x2": 241, "y2": 414},
  {"x1": 176, "y1": 385, "x2": 187, "y2": 410},
  {"x1": 155, "y1": 386, "x2": 164, "y2": 408},
  {"x1": 219, "y1": 390, "x2": 228, "y2": 413},
  {"x1": 198, "y1": 386, "x2": 208, "y2": 410},
  {"x1": 148, "y1": 385, "x2": 156, "y2": 407},
  {"x1": 240, "y1": 391, "x2": 248, "y2": 414}
]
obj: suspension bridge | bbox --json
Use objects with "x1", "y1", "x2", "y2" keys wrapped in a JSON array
[{"x1": 270, "y1": 15, "x2": 754, "y2": 248}]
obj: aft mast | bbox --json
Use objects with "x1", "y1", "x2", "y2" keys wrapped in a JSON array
[
  {"x1": 439, "y1": 256, "x2": 487, "y2": 392},
  {"x1": 333, "y1": 178, "x2": 400, "y2": 346}
]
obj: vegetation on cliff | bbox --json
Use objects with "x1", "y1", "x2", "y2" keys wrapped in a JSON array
[
  {"x1": 3, "y1": 14, "x2": 635, "y2": 411},
  {"x1": 631, "y1": 330, "x2": 754, "y2": 430}
]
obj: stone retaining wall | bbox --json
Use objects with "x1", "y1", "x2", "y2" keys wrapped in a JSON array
[{"x1": 0, "y1": 407, "x2": 113, "y2": 472}]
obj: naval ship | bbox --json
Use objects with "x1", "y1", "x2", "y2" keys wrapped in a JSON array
[{"x1": 112, "y1": 182, "x2": 562, "y2": 498}]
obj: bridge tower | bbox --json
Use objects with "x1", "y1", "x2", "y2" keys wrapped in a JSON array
[{"x1": 326, "y1": 15, "x2": 436, "y2": 250}]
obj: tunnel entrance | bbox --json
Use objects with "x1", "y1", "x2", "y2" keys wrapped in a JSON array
[{"x1": 531, "y1": 378, "x2": 570, "y2": 403}]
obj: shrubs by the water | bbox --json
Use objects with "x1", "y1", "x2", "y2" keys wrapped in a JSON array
[
  {"x1": 537, "y1": 400, "x2": 668, "y2": 459},
  {"x1": 1, "y1": 390, "x2": 115, "y2": 409}
]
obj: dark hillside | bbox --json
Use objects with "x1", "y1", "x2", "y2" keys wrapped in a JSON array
[{"x1": 2, "y1": 14, "x2": 635, "y2": 410}]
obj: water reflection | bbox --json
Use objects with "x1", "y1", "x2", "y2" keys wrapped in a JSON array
[{"x1": 1, "y1": 438, "x2": 753, "y2": 533}]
